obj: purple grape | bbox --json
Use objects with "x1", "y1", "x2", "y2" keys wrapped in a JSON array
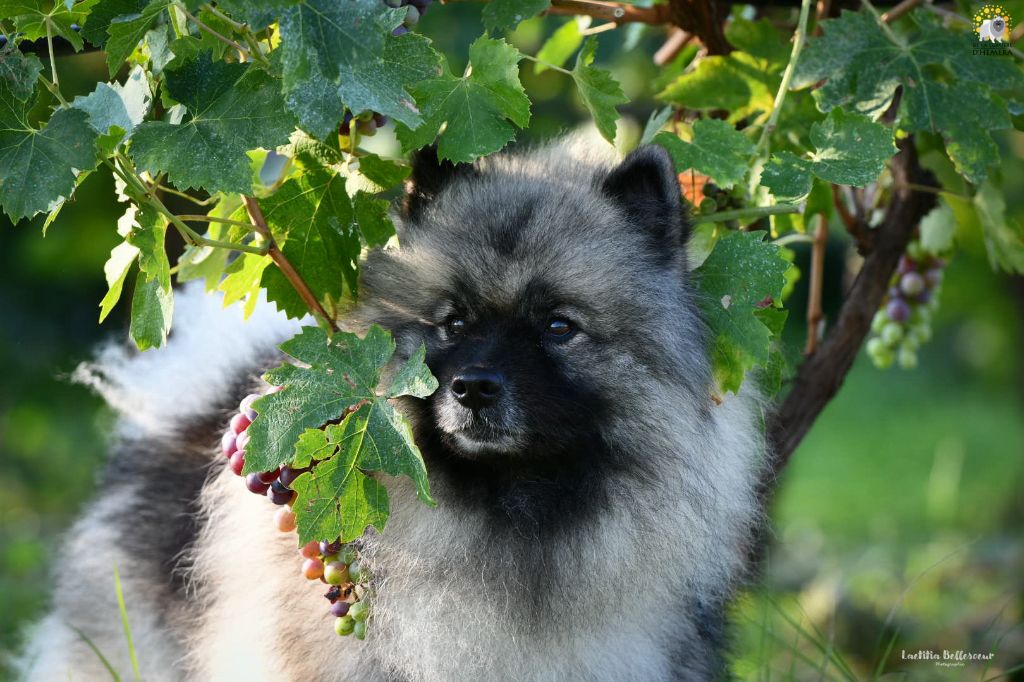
[
  {"x1": 897, "y1": 255, "x2": 915, "y2": 275},
  {"x1": 268, "y1": 480, "x2": 293, "y2": 505},
  {"x1": 321, "y1": 539, "x2": 342, "y2": 556},
  {"x1": 391, "y1": 25, "x2": 409, "y2": 36},
  {"x1": 886, "y1": 298, "x2": 910, "y2": 322},
  {"x1": 325, "y1": 585, "x2": 342, "y2": 602},
  {"x1": 916, "y1": 288, "x2": 933, "y2": 304},
  {"x1": 239, "y1": 394, "x2": 260, "y2": 421},
  {"x1": 279, "y1": 465, "x2": 305, "y2": 488},
  {"x1": 372, "y1": 113, "x2": 387, "y2": 126},
  {"x1": 900, "y1": 271, "x2": 926, "y2": 297},
  {"x1": 236, "y1": 429, "x2": 250, "y2": 451},
  {"x1": 330, "y1": 601, "x2": 350, "y2": 617},
  {"x1": 925, "y1": 268, "x2": 943, "y2": 287},
  {"x1": 246, "y1": 473, "x2": 270, "y2": 495}
]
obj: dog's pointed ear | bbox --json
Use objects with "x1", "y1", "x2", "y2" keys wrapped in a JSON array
[
  {"x1": 601, "y1": 144, "x2": 690, "y2": 249},
  {"x1": 403, "y1": 146, "x2": 478, "y2": 222}
]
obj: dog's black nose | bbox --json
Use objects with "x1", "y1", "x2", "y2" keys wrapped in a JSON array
[{"x1": 451, "y1": 368, "x2": 503, "y2": 409}]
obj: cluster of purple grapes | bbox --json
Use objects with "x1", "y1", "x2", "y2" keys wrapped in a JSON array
[
  {"x1": 866, "y1": 240, "x2": 945, "y2": 370},
  {"x1": 386, "y1": 0, "x2": 432, "y2": 36},
  {"x1": 340, "y1": 111, "x2": 388, "y2": 138},
  {"x1": 221, "y1": 389, "x2": 373, "y2": 640}
]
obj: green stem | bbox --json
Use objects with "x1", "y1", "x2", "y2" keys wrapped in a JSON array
[
  {"x1": 692, "y1": 204, "x2": 801, "y2": 225},
  {"x1": 155, "y1": 185, "x2": 218, "y2": 206},
  {"x1": 752, "y1": 0, "x2": 813, "y2": 164},
  {"x1": 520, "y1": 53, "x2": 574, "y2": 76},
  {"x1": 201, "y1": 3, "x2": 247, "y2": 31},
  {"x1": 37, "y1": 73, "x2": 69, "y2": 107},
  {"x1": 178, "y1": 5, "x2": 268, "y2": 65},
  {"x1": 45, "y1": 19, "x2": 59, "y2": 87},
  {"x1": 176, "y1": 214, "x2": 256, "y2": 228},
  {"x1": 773, "y1": 232, "x2": 815, "y2": 246}
]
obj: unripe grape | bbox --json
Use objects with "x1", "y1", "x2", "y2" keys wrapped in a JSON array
[
  {"x1": 886, "y1": 298, "x2": 910, "y2": 322},
  {"x1": 274, "y1": 507, "x2": 296, "y2": 533},
  {"x1": 335, "y1": 615, "x2": 354, "y2": 636},
  {"x1": 871, "y1": 310, "x2": 888, "y2": 334},
  {"x1": 898, "y1": 347, "x2": 918, "y2": 370},
  {"x1": 900, "y1": 335, "x2": 920, "y2": 352},
  {"x1": 914, "y1": 323, "x2": 932, "y2": 343},
  {"x1": 906, "y1": 242, "x2": 924, "y2": 260},
  {"x1": 866, "y1": 337, "x2": 887, "y2": 357},
  {"x1": 699, "y1": 197, "x2": 718, "y2": 214},
  {"x1": 239, "y1": 394, "x2": 260, "y2": 421},
  {"x1": 348, "y1": 561, "x2": 362, "y2": 582},
  {"x1": 925, "y1": 267, "x2": 943, "y2": 287},
  {"x1": 330, "y1": 600, "x2": 350, "y2": 617},
  {"x1": 900, "y1": 272, "x2": 925, "y2": 297},
  {"x1": 404, "y1": 5, "x2": 420, "y2": 25},
  {"x1": 384, "y1": 0, "x2": 402, "y2": 6},
  {"x1": 897, "y1": 255, "x2": 916, "y2": 275},
  {"x1": 350, "y1": 600, "x2": 369, "y2": 622},
  {"x1": 873, "y1": 347, "x2": 895, "y2": 369},
  {"x1": 356, "y1": 118, "x2": 377, "y2": 136},
  {"x1": 300, "y1": 540, "x2": 320, "y2": 559},
  {"x1": 354, "y1": 621, "x2": 367, "y2": 640},
  {"x1": 324, "y1": 562, "x2": 349, "y2": 585},
  {"x1": 221, "y1": 431, "x2": 237, "y2": 457},
  {"x1": 245, "y1": 473, "x2": 270, "y2": 495},
  {"x1": 881, "y1": 322, "x2": 903, "y2": 345},
  {"x1": 230, "y1": 412, "x2": 251, "y2": 434},
  {"x1": 229, "y1": 450, "x2": 245, "y2": 476},
  {"x1": 302, "y1": 558, "x2": 325, "y2": 580}
]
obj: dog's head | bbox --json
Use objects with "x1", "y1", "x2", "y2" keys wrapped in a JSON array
[{"x1": 358, "y1": 141, "x2": 709, "y2": 465}]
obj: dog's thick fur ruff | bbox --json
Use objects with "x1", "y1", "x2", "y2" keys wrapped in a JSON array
[{"x1": 18, "y1": 139, "x2": 766, "y2": 681}]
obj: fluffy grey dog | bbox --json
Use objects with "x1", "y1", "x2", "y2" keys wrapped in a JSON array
[{"x1": 18, "y1": 139, "x2": 766, "y2": 681}]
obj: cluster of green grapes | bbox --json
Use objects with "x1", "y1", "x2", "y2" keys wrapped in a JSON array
[
  {"x1": 696, "y1": 182, "x2": 741, "y2": 215},
  {"x1": 222, "y1": 391, "x2": 373, "y2": 640},
  {"x1": 866, "y1": 240, "x2": 945, "y2": 369}
]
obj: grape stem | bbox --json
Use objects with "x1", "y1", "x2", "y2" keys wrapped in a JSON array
[
  {"x1": 37, "y1": 73, "x2": 68, "y2": 107},
  {"x1": 45, "y1": 19, "x2": 59, "y2": 88},
  {"x1": 177, "y1": 5, "x2": 270, "y2": 66},
  {"x1": 176, "y1": 214, "x2": 258, "y2": 229},
  {"x1": 520, "y1": 54, "x2": 573, "y2": 76},
  {"x1": 804, "y1": 213, "x2": 828, "y2": 355},
  {"x1": 242, "y1": 196, "x2": 341, "y2": 332},
  {"x1": 691, "y1": 204, "x2": 799, "y2": 225},
  {"x1": 750, "y1": 0, "x2": 813, "y2": 168}
]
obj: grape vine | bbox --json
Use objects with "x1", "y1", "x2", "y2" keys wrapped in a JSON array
[{"x1": 1, "y1": 0, "x2": 1022, "y2": 645}]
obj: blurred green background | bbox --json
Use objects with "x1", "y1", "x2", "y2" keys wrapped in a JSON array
[{"x1": 1, "y1": 5, "x2": 1022, "y2": 680}]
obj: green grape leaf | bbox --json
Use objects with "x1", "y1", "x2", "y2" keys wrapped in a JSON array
[
  {"x1": 657, "y1": 51, "x2": 778, "y2": 123},
  {"x1": 2, "y1": 0, "x2": 97, "y2": 52},
  {"x1": 535, "y1": 17, "x2": 586, "y2": 73},
  {"x1": 71, "y1": 65, "x2": 151, "y2": 138},
  {"x1": 278, "y1": 0, "x2": 441, "y2": 132},
  {"x1": 0, "y1": 44, "x2": 43, "y2": 101},
  {"x1": 693, "y1": 231, "x2": 790, "y2": 393},
  {"x1": 99, "y1": 204, "x2": 143, "y2": 321},
  {"x1": 0, "y1": 82, "x2": 98, "y2": 221},
  {"x1": 123, "y1": 203, "x2": 169, "y2": 291},
  {"x1": 794, "y1": 9, "x2": 1024, "y2": 183},
  {"x1": 129, "y1": 269, "x2": 173, "y2": 350},
  {"x1": 353, "y1": 190, "x2": 395, "y2": 248},
  {"x1": 177, "y1": 197, "x2": 246, "y2": 289},
  {"x1": 211, "y1": 0, "x2": 296, "y2": 30},
  {"x1": 760, "y1": 109, "x2": 895, "y2": 201},
  {"x1": 974, "y1": 180, "x2": 1024, "y2": 274},
  {"x1": 724, "y1": 18, "x2": 788, "y2": 63},
  {"x1": 218, "y1": 251, "x2": 271, "y2": 319},
  {"x1": 104, "y1": 1, "x2": 169, "y2": 76},
  {"x1": 243, "y1": 326, "x2": 438, "y2": 504},
  {"x1": 482, "y1": 0, "x2": 550, "y2": 32},
  {"x1": 805, "y1": 108, "x2": 896, "y2": 186},
  {"x1": 357, "y1": 153, "x2": 409, "y2": 191},
  {"x1": 760, "y1": 151, "x2": 813, "y2": 203},
  {"x1": 654, "y1": 121, "x2": 754, "y2": 189},
  {"x1": 919, "y1": 202, "x2": 956, "y2": 256},
  {"x1": 259, "y1": 170, "x2": 358, "y2": 318},
  {"x1": 80, "y1": 0, "x2": 146, "y2": 47},
  {"x1": 290, "y1": 424, "x2": 391, "y2": 544},
  {"x1": 396, "y1": 35, "x2": 530, "y2": 163},
  {"x1": 571, "y1": 37, "x2": 626, "y2": 144},
  {"x1": 130, "y1": 53, "x2": 295, "y2": 194}
]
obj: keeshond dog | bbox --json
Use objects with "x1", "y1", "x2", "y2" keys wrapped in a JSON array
[{"x1": 18, "y1": 139, "x2": 766, "y2": 681}]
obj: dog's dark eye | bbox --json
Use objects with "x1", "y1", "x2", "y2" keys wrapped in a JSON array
[
  {"x1": 546, "y1": 318, "x2": 576, "y2": 340},
  {"x1": 447, "y1": 316, "x2": 467, "y2": 335}
]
